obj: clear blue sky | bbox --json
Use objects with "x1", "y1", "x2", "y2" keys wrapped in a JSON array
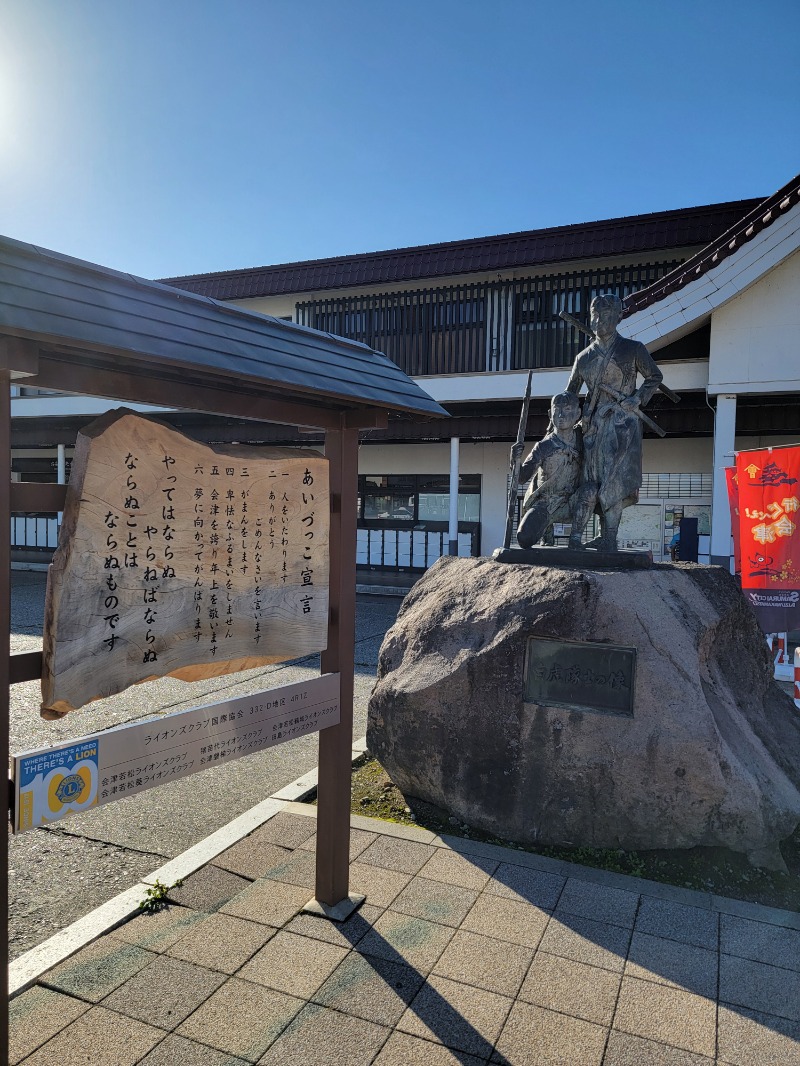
[{"x1": 1, "y1": 0, "x2": 798, "y2": 280}]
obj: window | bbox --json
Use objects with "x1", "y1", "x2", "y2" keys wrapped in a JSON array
[
  {"x1": 362, "y1": 475, "x2": 415, "y2": 522},
  {"x1": 417, "y1": 474, "x2": 481, "y2": 523},
  {"x1": 359, "y1": 474, "x2": 481, "y2": 525},
  {"x1": 640, "y1": 473, "x2": 712, "y2": 498}
]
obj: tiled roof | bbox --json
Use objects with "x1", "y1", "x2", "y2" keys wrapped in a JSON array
[
  {"x1": 624, "y1": 175, "x2": 800, "y2": 316},
  {"x1": 160, "y1": 199, "x2": 761, "y2": 300},
  {"x1": 0, "y1": 235, "x2": 448, "y2": 419}
]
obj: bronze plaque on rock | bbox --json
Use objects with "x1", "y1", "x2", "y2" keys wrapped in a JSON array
[{"x1": 524, "y1": 637, "x2": 636, "y2": 717}]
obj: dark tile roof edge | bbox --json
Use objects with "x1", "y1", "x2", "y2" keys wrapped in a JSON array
[
  {"x1": 0, "y1": 233, "x2": 449, "y2": 419},
  {"x1": 2, "y1": 233, "x2": 377, "y2": 358},
  {"x1": 158, "y1": 198, "x2": 761, "y2": 300},
  {"x1": 623, "y1": 175, "x2": 800, "y2": 317}
]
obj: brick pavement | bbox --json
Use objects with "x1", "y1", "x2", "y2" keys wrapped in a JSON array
[{"x1": 10, "y1": 807, "x2": 800, "y2": 1065}]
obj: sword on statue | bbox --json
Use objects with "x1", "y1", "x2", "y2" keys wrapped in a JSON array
[
  {"x1": 502, "y1": 369, "x2": 533, "y2": 550},
  {"x1": 558, "y1": 310, "x2": 681, "y2": 405}
]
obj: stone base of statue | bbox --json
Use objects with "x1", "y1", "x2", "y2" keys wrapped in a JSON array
[
  {"x1": 492, "y1": 545, "x2": 653, "y2": 570},
  {"x1": 367, "y1": 557, "x2": 800, "y2": 869}
]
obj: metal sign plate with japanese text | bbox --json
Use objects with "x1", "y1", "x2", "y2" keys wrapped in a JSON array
[
  {"x1": 524, "y1": 637, "x2": 636, "y2": 717},
  {"x1": 12, "y1": 673, "x2": 339, "y2": 834}
]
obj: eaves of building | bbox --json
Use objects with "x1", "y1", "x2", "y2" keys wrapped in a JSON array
[{"x1": 159, "y1": 200, "x2": 761, "y2": 301}]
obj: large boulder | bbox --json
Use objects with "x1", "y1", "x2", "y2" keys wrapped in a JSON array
[{"x1": 367, "y1": 557, "x2": 800, "y2": 868}]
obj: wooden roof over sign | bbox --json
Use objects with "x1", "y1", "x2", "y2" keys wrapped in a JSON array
[{"x1": 0, "y1": 235, "x2": 447, "y2": 428}]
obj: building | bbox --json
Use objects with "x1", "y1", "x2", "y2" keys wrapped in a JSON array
[{"x1": 11, "y1": 179, "x2": 800, "y2": 580}]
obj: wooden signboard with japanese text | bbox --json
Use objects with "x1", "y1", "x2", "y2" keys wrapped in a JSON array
[{"x1": 42, "y1": 410, "x2": 329, "y2": 716}]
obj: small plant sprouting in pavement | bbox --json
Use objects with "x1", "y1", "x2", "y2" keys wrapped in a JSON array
[{"x1": 138, "y1": 878, "x2": 183, "y2": 914}]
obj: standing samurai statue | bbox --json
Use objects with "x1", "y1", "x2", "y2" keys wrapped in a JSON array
[{"x1": 567, "y1": 293, "x2": 663, "y2": 551}]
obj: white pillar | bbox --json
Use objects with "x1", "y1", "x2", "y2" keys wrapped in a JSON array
[
  {"x1": 448, "y1": 437, "x2": 460, "y2": 555},
  {"x1": 710, "y1": 394, "x2": 737, "y2": 566}
]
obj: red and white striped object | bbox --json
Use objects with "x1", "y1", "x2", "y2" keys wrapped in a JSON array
[{"x1": 774, "y1": 633, "x2": 789, "y2": 666}]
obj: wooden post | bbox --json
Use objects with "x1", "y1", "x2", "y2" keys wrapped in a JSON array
[
  {"x1": 315, "y1": 422, "x2": 358, "y2": 908},
  {"x1": 0, "y1": 373, "x2": 11, "y2": 1058}
]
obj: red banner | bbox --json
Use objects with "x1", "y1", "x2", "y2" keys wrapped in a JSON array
[
  {"x1": 735, "y1": 444, "x2": 800, "y2": 631},
  {"x1": 724, "y1": 467, "x2": 741, "y2": 574}
]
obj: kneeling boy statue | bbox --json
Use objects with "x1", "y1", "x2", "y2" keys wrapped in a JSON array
[{"x1": 512, "y1": 392, "x2": 581, "y2": 549}]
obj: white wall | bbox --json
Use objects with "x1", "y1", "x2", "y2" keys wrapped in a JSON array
[
  {"x1": 708, "y1": 249, "x2": 800, "y2": 393},
  {"x1": 642, "y1": 437, "x2": 713, "y2": 473}
]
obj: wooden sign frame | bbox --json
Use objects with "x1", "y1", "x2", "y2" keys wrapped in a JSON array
[{"x1": 0, "y1": 236, "x2": 446, "y2": 1058}]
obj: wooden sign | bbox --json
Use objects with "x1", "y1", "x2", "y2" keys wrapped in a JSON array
[
  {"x1": 42, "y1": 410, "x2": 329, "y2": 716},
  {"x1": 15, "y1": 674, "x2": 340, "y2": 832}
]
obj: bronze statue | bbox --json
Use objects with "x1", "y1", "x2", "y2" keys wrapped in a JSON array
[
  {"x1": 512, "y1": 392, "x2": 581, "y2": 548},
  {"x1": 566, "y1": 294, "x2": 663, "y2": 551}
]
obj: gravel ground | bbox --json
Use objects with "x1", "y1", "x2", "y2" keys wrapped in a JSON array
[{"x1": 8, "y1": 569, "x2": 403, "y2": 959}]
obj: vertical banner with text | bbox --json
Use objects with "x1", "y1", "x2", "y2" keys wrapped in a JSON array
[{"x1": 735, "y1": 444, "x2": 800, "y2": 631}]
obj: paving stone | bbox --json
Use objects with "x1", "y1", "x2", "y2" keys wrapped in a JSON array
[
  {"x1": 492, "y1": 1001, "x2": 607, "y2": 1065},
  {"x1": 138, "y1": 1033, "x2": 251, "y2": 1065},
  {"x1": 313, "y1": 951, "x2": 425, "y2": 1025},
  {"x1": 102, "y1": 953, "x2": 227, "y2": 1030},
  {"x1": 357, "y1": 836, "x2": 436, "y2": 875},
  {"x1": 717, "y1": 1003, "x2": 800, "y2": 1065},
  {"x1": 417, "y1": 848, "x2": 499, "y2": 891},
  {"x1": 432, "y1": 929, "x2": 534, "y2": 997},
  {"x1": 613, "y1": 975, "x2": 716, "y2": 1058},
  {"x1": 538, "y1": 913, "x2": 632, "y2": 973},
  {"x1": 167, "y1": 912, "x2": 276, "y2": 974},
  {"x1": 484, "y1": 863, "x2": 565, "y2": 909},
  {"x1": 520, "y1": 950, "x2": 621, "y2": 1024},
  {"x1": 555, "y1": 877, "x2": 640, "y2": 928},
  {"x1": 113, "y1": 904, "x2": 208, "y2": 952},
  {"x1": 40, "y1": 937, "x2": 155, "y2": 1002},
  {"x1": 237, "y1": 929, "x2": 348, "y2": 997},
  {"x1": 260, "y1": 847, "x2": 318, "y2": 888},
  {"x1": 635, "y1": 896, "x2": 719, "y2": 951},
  {"x1": 284, "y1": 903, "x2": 382, "y2": 948},
  {"x1": 351, "y1": 816, "x2": 436, "y2": 845},
  {"x1": 373, "y1": 1031, "x2": 485, "y2": 1065},
  {"x1": 220, "y1": 877, "x2": 310, "y2": 927},
  {"x1": 20, "y1": 1005, "x2": 164, "y2": 1066},
  {"x1": 460, "y1": 893, "x2": 549, "y2": 949},
  {"x1": 9, "y1": 986, "x2": 89, "y2": 1064},
  {"x1": 248, "y1": 811, "x2": 317, "y2": 849},
  {"x1": 719, "y1": 952, "x2": 800, "y2": 1022},
  {"x1": 300, "y1": 827, "x2": 377, "y2": 860},
  {"x1": 626, "y1": 931, "x2": 718, "y2": 998},
  {"x1": 604, "y1": 1030, "x2": 715, "y2": 1064},
  {"x1": 397, "y1": 973, "x2": 512, "y2": 1057},
  {"x1": 390, "y1": 876, "x2": 478, "y2": 927},
  {"x1": 168, "y1": 865, "x2": 252, "y2": 911},
  {"x1": 257, "y1": 1002, "x2": 389, "y2": 1065},
  {"x1": 712, "y1": 895, "x2": 800, "y2": 931},
  {"x1": 348, "y1": 861, "x2": 412, "y2": 906},
  {"x1": 212, "y1": 840, "x2": 293, "y2": 880},
  {"x1": 721, "y1": 912, "x2": 800, "y2": 972},
  {"x1": 176, "y1": 977, "x2": 303, "y2": 1061},
  {"x1": 357, "y1": 910, "x2": 455, "y2": 973}
]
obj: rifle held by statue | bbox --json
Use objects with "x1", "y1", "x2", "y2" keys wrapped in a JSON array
[{"x1": 503, "y1": 370, "x2": 533, "y2": 550}]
